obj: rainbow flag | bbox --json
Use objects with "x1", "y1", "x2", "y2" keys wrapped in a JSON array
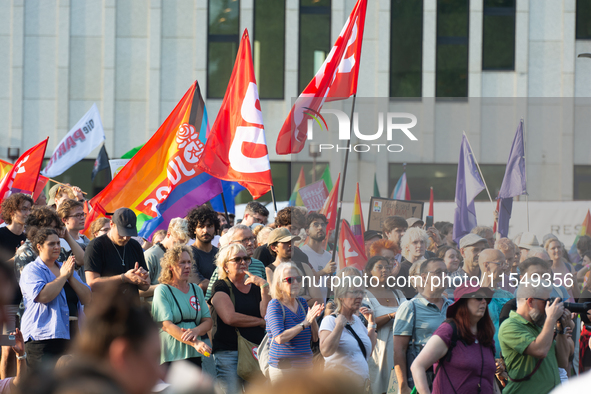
[
  {"x1": 351, "y1": 182, "x2": 366, "y2": 258},
  {"x1": 569, "y1": 210, "x2": 591, "y2": 259},
  {"x1": 84, "y1": 81, "x2": 222, "y2": 238},
  {"x1": 289, "y1": 167, "x2": 306, "y2": 206},
  {"x1": 391, "y1": 171, "x2": 411, "y2": 200}
]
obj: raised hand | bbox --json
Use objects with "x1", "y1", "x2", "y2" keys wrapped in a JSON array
[
  {"x1": 10, "y1": 329, "x2": 24, "y2": 357},
  {"x1": 243, "y1": 271, "x2": 266, "y2": 287},
  {"x1": 359, "y1": 306, "x2": 375, "y2": 324},
  {"x1": 306, "y1": 302, "x2": 325, "y2": 325}
]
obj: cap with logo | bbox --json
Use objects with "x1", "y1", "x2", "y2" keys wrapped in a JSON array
[{"x1": 112, "y1": 208, "x2": 138, "y2": 237}]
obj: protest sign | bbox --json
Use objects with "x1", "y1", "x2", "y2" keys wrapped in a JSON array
[
  {"x1": 42, "y1": 104, "x2": 105, "y2": 177},
  {"x1": 109, "y1": 159, "x2": 129, "y2": 179},
  {"x1": 299, "y1": 180, "x2": 329, "y2": 212},
  {"x1": 367, "y1": 197, "x2": 424, "y2": 232}
]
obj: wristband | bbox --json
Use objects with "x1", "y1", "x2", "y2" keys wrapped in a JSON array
[
  {"x1": 261, "y1": 282, "x2": 269, "y2": 289},
  {"x1": 121, "y1": 273, "x2": 125, "y2": 283},
  {"x1": 368, "y1": 323, "x2": 377, "y2": 329}
]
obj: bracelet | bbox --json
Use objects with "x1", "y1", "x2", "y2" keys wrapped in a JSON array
[
  {"x1": 368, "y1": 323, "x2": 377, "y2": 329},
  {"x1": 121, "y1": 273, "x2": 125, "y2": 283},
  {"x1": 261, "y1": 282, "x2": 269, "y2": 289},
  {"x1": 16, "y1": 352, "x2": 26, "y2": 360}
]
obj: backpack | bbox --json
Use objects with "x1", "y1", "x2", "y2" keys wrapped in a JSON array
[{"x1": 258, "y1": 298, "x2": 305, "y2": 378}]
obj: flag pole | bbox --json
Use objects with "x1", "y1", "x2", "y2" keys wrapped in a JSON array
[
  {"x1": 522, "y1": 118, "x2": 529, "y2": 231},
  {"x1": 220, "y1": 191, "x2": 230, "y2": 225},
  {"x1": 270, "y1": 185, "x2": 278, "y2": 216},
  {"x1": 463, "y1": 131, "x2": 494, "y2": 206},
  {"x1": 331, "y1": 94, "x2": 357, "y2": 262}
]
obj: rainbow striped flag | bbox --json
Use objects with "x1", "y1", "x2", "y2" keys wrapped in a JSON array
[
  {"x1": 351, "y1": 182, "x2": 366, "y2": 258},
  {"x1": 84, "y1": 81, "x2": 223, "y2": 238},
  {"x1": 391, "y1": 171, "x2": 411, "y2": 200},
  {"x1": 569, "y1": 210, "x2": 591, "y2": 258},
  {"x1": 289, "y1": 167, "x2": 306, "y2": 206}
]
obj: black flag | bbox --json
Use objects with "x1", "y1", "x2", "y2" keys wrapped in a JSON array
[{"x1": 91, "y1": 144, "x2": 109, "y2": 181}]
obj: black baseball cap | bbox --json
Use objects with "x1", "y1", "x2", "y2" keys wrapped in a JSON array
[
  {"x1": 112, "y1": 208, "x2": 138, "y2": 237},
  {"x1": 364, "y1": 230, "x2": 382, "y2": 242}
]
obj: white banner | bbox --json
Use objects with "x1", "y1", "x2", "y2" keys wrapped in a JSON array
[
  {"x1": 42, "y1": 103, "x2": 105, "y2": 177},
  {"x1": 109, "y1": 159, "x2": 129, "y2": 179}
]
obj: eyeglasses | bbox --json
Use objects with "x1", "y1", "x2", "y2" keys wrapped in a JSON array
[
  {"x1": 228, "y1": 256, "x2": 251, "y2": 265},
  {"x1": 232, "y1": 237, "x2": 256, "y2": 245},
  {"x1": 68, "y1": 213, "x2": 87, "y2": 220},
  {"x1": 426, "y1": 270, "x2": 449, "y2": 276},
  {"x1": 283, "y1": 276, "x2": 303, "y2": 284},
  {"x1": 488, "y1": 261, "x2": 509, "y2": 268}
]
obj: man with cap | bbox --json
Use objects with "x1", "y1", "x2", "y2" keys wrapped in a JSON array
[
  {"x1": 449, "y1": 233, "x2": 488, "y2": 291},
  {"x1": 517, "y1": 232, "x2": 539, "y2": 264},
  {"x1": 84, "y1": 208, "x2": 150, "y2": 297},
  {"x1": 47, "y1": 184, "x2": 84, "y2": 210},
  {"x1": 407, "y1": 218, "x2": 424, "y2": 228},
  {"x1": 265, "y1": 227, "x2": 322, "y2": 307}
]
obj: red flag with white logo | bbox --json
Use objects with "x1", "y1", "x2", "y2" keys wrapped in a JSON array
[
  {"x1": 337, "y1": 219, "x2": 367, "y2": 271},
  {"x1": 0, "y1": 138, "x2": 49, "y2": 203},
  {"x1": 276, "y1": 0, "x2": 367, "y2": 154},
  {"x1": 197, "y1": 30, "x2": 272, "y2": 199}
]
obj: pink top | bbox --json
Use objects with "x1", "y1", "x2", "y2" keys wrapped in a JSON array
[{"x1": 0, "y1": 377, "x2": 13, "y2": 394}]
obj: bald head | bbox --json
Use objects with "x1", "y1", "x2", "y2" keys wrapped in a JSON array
[{"x1": 479, "y1": 249, "x2": 506, "y2": 281}]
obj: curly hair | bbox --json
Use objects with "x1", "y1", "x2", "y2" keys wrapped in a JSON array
[
  {"x1": 369, "y1": 239, "x2": 399, "y2": 257},
  {"x1": 158, "y1": 245, "x2": 194, "y2": 285},
  {"x1": 32, "y1": 228, "x2": 59, "y2": 254},
  {"x1": 1, "y1": 193, "x2": 34, "y2": 224},
  {"x1": 186, "y1": 205, "x2": 220, "y2": 239},
  {"x1": 305, "y1": 212, "x2": 327, "y2": 230},
  {"x1": 57, "y1": 199, "x2": 84, "y2": 220},
  {"x1": 25, "y1": 206, "x2": 64, "y2": 241},
  {"x1": 275, "y1": 206, "x2": 305, "y2": 228}
]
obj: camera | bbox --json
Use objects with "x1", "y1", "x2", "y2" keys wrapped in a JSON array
[{"x1": 548, "y1": 297, "x2": 591, "y2": 315}]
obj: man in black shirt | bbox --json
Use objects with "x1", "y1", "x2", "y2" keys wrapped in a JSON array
[
  {"x1": 84, "y1": 208, "x2": 149, "y2": 297},
  {"x1": 186, "y1": 205, "x2": 220, "y2": 292}
]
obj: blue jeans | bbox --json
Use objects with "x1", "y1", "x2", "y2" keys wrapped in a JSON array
[{"x1": 214, "y1": 350, "x2": 245, "y2": 394}]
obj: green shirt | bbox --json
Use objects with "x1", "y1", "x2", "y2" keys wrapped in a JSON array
[
  {"x1": 204, "y1": 257, "x2": 267, "y2": 301},
  {"x1": 151, "y1": 283, "x2": 211, "y2": 364},
  {"x1": 499, "y1": 310, "x2": 560, "y2": 394}
]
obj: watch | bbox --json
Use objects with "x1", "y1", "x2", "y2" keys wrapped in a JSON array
[
  {"x1": 16, "y1": 352, "x2": 26, "y2": 360},
  {"x1": 299, "y1": 322, "x2": 307, "y2": 330}
]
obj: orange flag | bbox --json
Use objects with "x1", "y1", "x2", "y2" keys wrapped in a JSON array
[
  {"x1": 197, "y1": 30, "x2": 273, "y2": 199},
  {"x1": 338, "y1": 219, "x2": 367, "y2": 271}
]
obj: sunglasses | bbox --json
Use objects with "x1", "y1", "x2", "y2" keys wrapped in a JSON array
[
  {"x1": 283, "y1": 276, "x2": 303, "y2": 284},
  {"x1": 228, "y1": 256, "x2": 252, "y2": 265}
]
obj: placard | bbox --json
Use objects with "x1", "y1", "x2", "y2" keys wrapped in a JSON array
[
  {"x1": 298, "y1": 180, "x2": 329, "y2": 212},
  {"x1": 367, "y1": 197, "x2": 424, "y2": 232}
]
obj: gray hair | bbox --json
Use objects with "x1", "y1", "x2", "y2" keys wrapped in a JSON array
[
  {"x1": 515, "y1": 282, "x2": 552, "y2": 307},
  {"x1": 225, "y1": 224, "x2": 252, "y2": 242},
  {"x1": 215, "y1": 244, "x2": 247, "y2": 280},
  {"x1": 333, "y1": 267, "x2": 364, "y2": 314},
  {"x1": 269, "y1": 263, "x2": 303, "y2": 302}
]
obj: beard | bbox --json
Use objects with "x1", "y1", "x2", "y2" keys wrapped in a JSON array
[
  {"x1": 529, "y1": 308, "x2": 546, "y2": 327},
  {"x1": 310, "y1": 232, "x2": 326, "y2": 242}
]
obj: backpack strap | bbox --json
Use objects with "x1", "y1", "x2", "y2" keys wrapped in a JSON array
[
  {"x1": 344, "y1": 323, "x2": 367, "y2": 359},
  {"x1": 165, "y1": 285, "x2": 196, "y2": 324},
  {"x1": 223, "y1": 278, "x2": 236, "y2": 305}
]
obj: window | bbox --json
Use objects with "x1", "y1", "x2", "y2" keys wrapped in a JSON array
[
  {"x1": 482, "y1": 0, "x2": 515, "y2": 70},
  {"x1": 44, "y1": 159, "x2": 111, "y2": 198},
  {"x1": 207, "y1": 0, "x2": 240, "y2": 98},
  {"x1": 576, "y1": 0, "x2": 591, "y2": 39},
  {"x1": 254, "y1": 0, "x2": 286, "y2": 99},
  {"x1": 390, "y1": 0, "x2": 423, "y2": 97},
  {"x1": 298, "y1": 0, "x2": 331, "y2": 93},
  {"x1": 388, "y1": 163, "x2": 506, "y2": 201},
  {"x1": 436, "y1": 0, "x2": 469, "y2": 97},
  {"x1": 236, "y1": 162, "x2": 291, "y2": 203},
  {"x1": 574, "y1": 166, "x2": 591, "y2": 200}
]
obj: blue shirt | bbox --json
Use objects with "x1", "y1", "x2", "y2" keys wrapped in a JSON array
[
  {"x1": 19, "y1": 256, "x2": 89, "y2": 342},
  {"x1": 266, "y1": 297, "x2": 312, "y2": 368}
]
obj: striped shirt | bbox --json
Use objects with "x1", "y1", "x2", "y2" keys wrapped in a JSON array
[
  {"x1": 204, "y1": 258, "x2": 266, "y2": 301},
  {"x1": 266, "y1": 297, "x2": 312, "y2": 369}
]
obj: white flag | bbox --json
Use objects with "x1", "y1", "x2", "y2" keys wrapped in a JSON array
[{"x1": 42, "y1": 104, "x2": 105, "y2": 177}]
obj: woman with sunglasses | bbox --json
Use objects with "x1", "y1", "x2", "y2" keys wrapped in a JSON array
[
  {"x1": 209, "y1": 244, "x2": 270, "y2": 394},
  {"x1": 410, "y1": 284, "x2": 498, "y2": 394},
  {"x1": 265, "y1": 262, "x2": 324, "y2": 382},
  {"x1": 362, "y1": 256, "x2": 405, "y2": 394},
  {"x1": 319, "y1": 268, "x2": 377, "y2": 393}
]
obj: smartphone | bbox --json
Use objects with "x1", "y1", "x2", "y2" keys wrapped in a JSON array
[
  {"x1": 425, "y1": 215, "x2": 434, "y2": 229},
  {"x1": 0, "y1": 335, "x2": 15, "y2": 346}
]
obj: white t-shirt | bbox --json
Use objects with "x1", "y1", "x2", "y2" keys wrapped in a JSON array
[
  {"x1": 300, "y1": 244, "x2": 332, "y2": 299},
  {"x1": 319, "y1": 314, "x2": 371, "y2": 380},
  {"x1": 60, "y1": 234, "x2": 89, "y2": 252}
]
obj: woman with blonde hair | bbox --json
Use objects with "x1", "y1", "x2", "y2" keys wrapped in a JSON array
[
  {"x1": 264, "y1": 262, "x2": 324, "y2": 381},
  {"x1": 319, "y1": 268, "x2": 377, "y2": 392},
  {"x1": 545, "y1": 238, "x2": 579, "y2": 301},
  {"x1": 209, "y1": 243, "x2": 270, "y2": 394},
  {"x1": 151, "y1": 245, "x2": 212, "y2": 367}
]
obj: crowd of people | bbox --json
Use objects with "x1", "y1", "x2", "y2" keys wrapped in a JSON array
[{"x1": 0, "y1": 185, "x2": 591, "y2": 394}]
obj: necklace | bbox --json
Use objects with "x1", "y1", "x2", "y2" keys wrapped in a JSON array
[{"x1": 110, "y1": 237, "x2": 126, "y2": 266}]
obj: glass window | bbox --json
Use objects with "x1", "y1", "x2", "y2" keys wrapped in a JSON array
[
  {"x1": 576, "y1": 0, "x2": 591, "y2": 39},
  {"x1": 254, "y1": 0, "x2": 285, "y2": 99},
  {"x1": 390, "y1": 0, "x2": 423, "y2": 97},
  {"x1": 298, "y1": 0, "x2": 331, "y2": 93},
  {"x1": 436, "y1": 0, "x2": 469, "y2": 97},
  {"x1": 208, "y1": 0, "x2": 240, "y2": 98},
  {"x1": 574, "y1": 166, "x2": 591, "y2": 200},
  {"x1": 482, "y1": 0, "x2": 515, "y2": 70},
  {"x1": 235, "y1": 162, "x2": 291, "y2": 203},
  {"x1": 388, "y1": 163, "x2": 506, "y2": 201}
]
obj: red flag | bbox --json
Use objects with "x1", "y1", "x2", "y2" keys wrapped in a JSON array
[
  {"x1": 276, "y1": 0, "x2": 368, "y2": 154},
  {"x1": 0, "y1": 158, "x2": 48, "y2": 202},
  {"x1": 319, "y1": 173, "x2": 340, "y2": 234},
  {"x1": 429, "y1": 187, "x2": 434, "y2": 217},
  {"x1": 197, "y1": 30, "x2": 273, "y2": 199},
  {"x1": 338, "y1": 219, "x2": 367, "y2": 271},
  {"x1": 0, "y1": 138, "x2": 48, "y2": 202},
  {"x1": 493, "y1": 195, "x2": 501, "y2": 234}
]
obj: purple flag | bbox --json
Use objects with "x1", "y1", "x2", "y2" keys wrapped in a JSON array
[
  {"x1": 453, "y1": 133, "x2": 486, "y2": 244},
  {"x1": 497, "y1": 120, "x2": 527, "y2": 237}
]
